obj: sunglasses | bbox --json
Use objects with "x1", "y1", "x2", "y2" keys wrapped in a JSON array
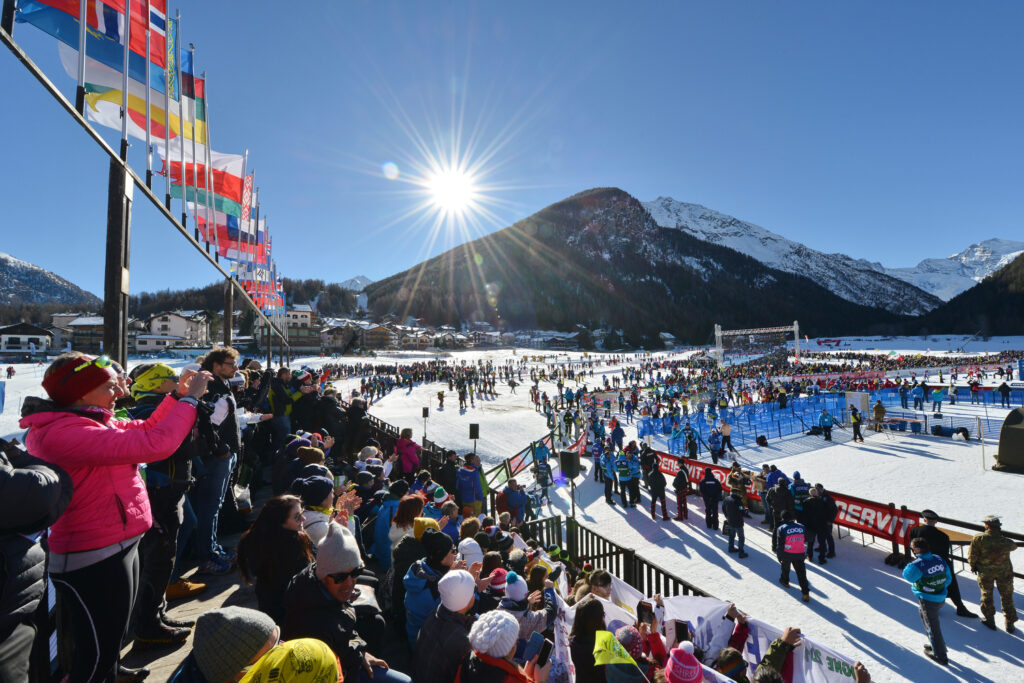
[
  {"x1": 329, "y1": 566, "x2": 363, "y2": 583},
  {"x1": 61, "y1": 356, "x2": 113, "y2": 386}
]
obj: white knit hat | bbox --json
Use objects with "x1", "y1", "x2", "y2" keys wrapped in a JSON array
[
  {"x1": 438, "y1": 569, "x2": 476, "y2": 612},
  {"x1": 505, "y1": 570, "x2": 528, "y2": 602},
  {"x1": 315, "y1": 522, "x2": 362, "y2": 580},
  {"x1": 458, "y1": 538, "x2": 484, "y2": 566},
  {"x1": 469, "y1": 610, "x2": 520, "y2": 658}
]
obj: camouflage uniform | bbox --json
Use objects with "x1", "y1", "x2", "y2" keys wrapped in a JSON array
[{"x1": 968, "y1": 528, "x2": 1018, "y2": 624}]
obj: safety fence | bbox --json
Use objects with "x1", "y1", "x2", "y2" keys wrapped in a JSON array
[
  {"x1": 517, "y1": 515, "x2": 714, "y2": 599},
  {"x1": 864, "y1": 387, "x2": 1018, "y2": 441}
]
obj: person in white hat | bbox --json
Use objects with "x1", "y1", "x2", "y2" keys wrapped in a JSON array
[
  {"x1": 411, "y1": 569, "x2": 477, "y2": 683},
  {"x1": 457, "y1": 610, "x2": 552, "y2": 682}
]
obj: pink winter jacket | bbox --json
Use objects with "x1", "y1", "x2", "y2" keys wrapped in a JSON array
[
  {"x1": 20, "y1": 395, "x2": 197, "y2": 554},
  {"x1": 395, "y1": 437, "x2": 422, "y2": 475}
]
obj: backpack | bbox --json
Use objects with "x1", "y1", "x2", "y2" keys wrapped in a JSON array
[{"x1": 756, "y1": 435, "x2": 768, "y2": 447}]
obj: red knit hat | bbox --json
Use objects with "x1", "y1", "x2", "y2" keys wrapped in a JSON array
[
  {"x1": 42, "y1": 355, "x2": 116, "y2": 406},
  {"x1": 664, "y1": 642, "x2": 703, "y2": 683}
]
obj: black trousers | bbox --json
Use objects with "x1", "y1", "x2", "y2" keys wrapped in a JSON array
[
  {"x1": 852, "y1": 423, "x2": 863, "y2": 441},
  {"x1": 779, "y1": 555, "x2": 810, "y2": 593},
  {"x1": 604, "y1": 477, "x2": 616, "y2": 502},
  {"x1": 627, "y1": 479, "x2": 640, "y2": 506},
  {"x1": 822, "y1": 426, "x2": 832, "y2": 441},
  {"x1": 805, "y1": 528, "x2": 828, "y2": 561},
  {"x1": 619, "y1": 478, "x2": 630, "y2": 506},
  {"x1": 53, "y1": 539, "x2": 140, "y2": 683},
  {"x1": 704, "y1": 498, "x2": 719, "y2": 529},
  {"x1": 134, "y1": 485, "x2": 186, "y2": 633}
]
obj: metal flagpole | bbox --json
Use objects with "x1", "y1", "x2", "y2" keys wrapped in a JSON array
[
  {"x1": 188, "y1": 44, "x2": 204, "y2": 249},
  {"x1": 163, "y1": 14, "x2": 172, "y2": 209},
  {"x1": 119, "y1": 0, "x2": 132, "y2": 159},
  {"x1": 144, "y1": 0, "x2": 153, "y2": 188},
  {"x1": 175, "y1": 10, "x2": 189, "y2": 233},
  {"x1": 75, "y1": 0, "x2": 87, "y2": 113},
  {"x1": 201, "y1": 71, "x2": 217, "y2": 262}
]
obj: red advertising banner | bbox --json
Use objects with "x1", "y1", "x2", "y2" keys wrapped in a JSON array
[{"x1": 655, "y1": 450, "x2": 920, "y2": 544}]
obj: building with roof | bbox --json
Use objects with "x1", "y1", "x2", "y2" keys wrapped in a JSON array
[{"x1": 0, "y1": 322, "x2": 52, "y2": 353}]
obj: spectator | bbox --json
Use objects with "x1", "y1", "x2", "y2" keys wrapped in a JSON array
[
  {"x1": 388, "y1": 517, "x2": 438, "y2": 626},
  {"x1": 237, "y1": 494, "x2": 314, "y2": 623},
  {"x1": 504, "y1": 478, "x2": 529, "y2": 525},
  {"x1": 499, "y1": 571, "x2": 557, "y2": 644},
  {"x1": 293, "y1": 476, "x2": 339, "y2": 546},
  {"x1": 19, "y1": 352, "x2": 210, "y2": 682},
  {"x1": 412, "y1": 569, "x2": 477, "y2": 683},
  {"x1": 814, "y1": 484, "x2": 839, "y2": 560},
  {"x1": 721, "y1": 491, "x2": 748, "y2": 559},
  {"x1": 238, "y1": 638, "x2": 340, "y2": 682},
  {"x1": 476, "y1": 567, "x2": 508, "y2": 613},
  {"x1": 167, "y1": 606, "x2": 279, "y2": 683},
  {"x1": 0, "y1": 438, "x2": 71, "y2": 681},
  {"x1": 765, "y1": 477, "x2": 793, "y2": 550},
  {"x1": 438, "y1": 450, "x2": 460, "y2": 501},
  {"x1": 457, "y1": 609, "x2": 551, "y2": 682},
  {"x1": 404, "y1": 527, "x2": 457, "y2": 642},
  {"x1": 802, "y1": 488, "x2": 829, "y2": 566},
  {"x1": 394, "y1": 428, "x2": 422, "y2": 482},
  {"x1": 196, "y1": 347, "x2": 244, "y2": 575},
  {"x1": 440, "y1": 501, "x2": 461, "y2": 544},
  {"x1": 570, "y1": 597, "x2": 606, "y2": 682},
  {"x1": 373, "y1": 484, "x2": 415, "y2": 571},
  {"x1": 457, "y1": 454, "x2": 485, "y2": 515},
  {"x1": 282, "y1": 522, "x2": 408, "y2": 682}
]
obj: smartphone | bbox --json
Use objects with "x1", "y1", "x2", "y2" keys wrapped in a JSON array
[
  {"x1": 536, "y1": 638, "x2": 554, "y2": 668},
  {"x1": 637, "y1": 600, "x2": 654, "y2": 625},
  {"x1": 521, "y1": 631, "x2": 545, "y2": 663},
  {"x1": 334, "y1": 475, "x2": 343, "y2": 488},
  {"x1": 674, "y1": 620, "x2": 691, "y2": 644}
]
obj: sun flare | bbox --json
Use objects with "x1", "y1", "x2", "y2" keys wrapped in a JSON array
[{"x1": 426, "y1": 167, "x2": 478, "y2": 214}]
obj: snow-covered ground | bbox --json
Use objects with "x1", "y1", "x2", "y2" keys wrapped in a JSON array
[
  {"x1": 803, "y1": 335, "x2": 1024, "y2": 355},
  {"x1": 3, "y1": 341, "x2": 1021, "y2": 680}
]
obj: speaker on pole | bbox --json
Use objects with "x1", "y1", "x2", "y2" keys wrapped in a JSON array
[
  {"x1": 422, "y1": 407, "x2": 429, "y2": 418},
  {"x1": 469, "y1": 423, "x2": 480, "y2": 440},
  {"x1": 559, "y1": 449, "x2": 580, "y2": 479}
]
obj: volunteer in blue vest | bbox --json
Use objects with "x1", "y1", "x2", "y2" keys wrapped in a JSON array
[
  {"x1": 817, "y1": 409, "x2": 834, "y2": 442},
  {"x1": 902, "y1": 537, "x2": 952, "y2": 666},
  {"x1": 775, "y1": 510, "x2": 811, "y2": 602},
  {"x1": 601, "y1": 446, "x2": 618, "y2": 506}
]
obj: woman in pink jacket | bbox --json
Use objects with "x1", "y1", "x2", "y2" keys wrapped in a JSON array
[
  {"x1": 19, "y1": 352, "x2": 210, "y2": 683},
  {"x1": 395, "y1": 427, "x2": 422, "y2": 482}
]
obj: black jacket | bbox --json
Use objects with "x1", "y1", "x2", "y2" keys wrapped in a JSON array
[
  {"x1": 130, "y1": 393, "x2": 216, "y2": 486},
  {"x1": 203, "y1": 377, "x2": 240, "y2": 455},
  {"x1": 721, "y1": 493, "x2": 745, "y2": 528},
  {"x1": 908, "y1": 525, "x2": 953, "y2": 560},
  {"x1": 411, "y1": 604, "x2": 473, "y2": 683},
  {"x1": 672, "y1": 470, "x2": 690, "y2": 492},
  {"x1": 438, "y1": 459, "x2": 459, "y2": 496},
  {"x1": 648, "y1": 468, "x2": 667, "y2": 498},
  {"x1": 0, "y1": 440, "x2": 72, "y2": 638},
  {"x1": 281, "y1": 563, "x2": 366, "y2": 681},
  {"x1": 699, "y1": 476, "x2": 722, "y2": 505},
  {"x1": 317, "y1": 394, "x2": 348, "y2": 441},
  {"x1": 802, "y1": 497, "x2": 828, "y2": 533}
]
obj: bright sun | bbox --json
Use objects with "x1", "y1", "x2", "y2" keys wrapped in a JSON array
[{"x1": 426, "y1": 167, "x2": 477, "y2": 214}]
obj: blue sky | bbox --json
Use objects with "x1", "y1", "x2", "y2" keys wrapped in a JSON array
[{"x1": 2, "y1": 1, "x2": 1022, "y2": 297}]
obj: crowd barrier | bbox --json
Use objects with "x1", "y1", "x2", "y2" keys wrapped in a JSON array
[{"x1": 865, "y1": 386, "x2": 1020, "y2": 440}]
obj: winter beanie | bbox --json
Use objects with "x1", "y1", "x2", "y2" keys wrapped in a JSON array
[
  {"x1": 129, "y1": 362, "x2": 177, "y2": 397},
  {"x1": 505, "y1": 570, "x2": 528, "y2": 602},
  {"x1": 458, "y1": 538, "x2": 484, "y2": 566},
  {"x1": 42, "y1": 355, "x2": 116, "y2": 406},
  {"x1": 192, "y1": 606, "x2": 277, "y2": 683},
  {"x1": 315, "y1": 522, "x2": 362, "y2": 580},
  {"x1": 421, "y1": 527, "x2": 454, "y2": 561},
  {"x1": 291, "y1": 476, "x2": 334, "y2": 509},
  {"x1": 507, "y1": 549, "x2": 527, "y2": 575},
  {"x1": 438, "y1": 569, "x2": 477, "y2": 612},
  {"x1": 615, "y1": 625, "x2": 644, "y2": 660},
  {"x1": 389, "y1": 479, "x2": 410, "y2": 498},
  {"x1": 489, "y1": 567, "x2": 508, "y2": 593},
  {"x1": 665, "y1": 642, "x2": 703, "y2": 683},
  {"x1": 469, "y1": 610, "x2": 519, "y2": 658},
  {"x1": 432, "y1": 486, "x2": 449, "y2": 504},
  {"x1": 297, "y1": 446, "x2": 325, "y2": 465},
  {"x1": 413, "y1": 517, "x2": 441, "y2": 541}
]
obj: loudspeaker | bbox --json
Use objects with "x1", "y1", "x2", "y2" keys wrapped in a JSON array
[
  {"x1": 422, "y1": 407, "x2": 429, "y2": 418},
  {"x1": 469, "y1": 423, "x2": 480, "y2": 440},
  {"x1": 559, "y1": 449, "x2": 580, "y2": 479}
]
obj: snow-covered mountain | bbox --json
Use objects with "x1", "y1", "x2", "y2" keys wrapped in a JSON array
[
  {"x1": 642, "y1": 198, "x2": 943, "y2": 316},
  {"x1": 339, "y1": 275, "x2": 373, "y2": 292},
  {"x1": 0, "y1": 252, "x2": 101, "y2": 307},
  {"x1": 874, "y1": 239, "x2": 1024, "y2": 301}
]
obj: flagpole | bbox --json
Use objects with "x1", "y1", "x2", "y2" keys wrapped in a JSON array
[
  {"x1": 188, "y1": 43, "x2": 204, "y2": 249},
  {"x1": 119, "y1": 0, "x2": 132, "y2": 160},
  {"x1": 74, "y1": 0, "x2": 87, "y2": 114},
  {"x1": 144, "y1": 0, "x2": 153, "y2": 188},
  {"x1": 202, "y1": 71, "x2": 218, "y2": 262},
  {"x1": 175, "y1": 10, "x2": 189, "y2": 233},
  {"x1": 239, "y1": 149, "x2": 249, "y2": 264},
  {"x1": 163, "y1": 14, "x2": 173, "y2": 209}
]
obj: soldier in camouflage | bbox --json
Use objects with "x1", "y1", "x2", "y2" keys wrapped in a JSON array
[{"x1": 968, "y1": 515, "x2": 1018, "y2": 633}]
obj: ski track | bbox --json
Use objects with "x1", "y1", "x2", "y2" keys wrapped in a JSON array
[{"x1": 2, "y1": 338, "x2": 1022, "y2": 681}]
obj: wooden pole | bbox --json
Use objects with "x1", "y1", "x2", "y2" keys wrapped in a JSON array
[
  {"x1": 103, "y1": 159, "x2": 132, "y2": 367},
  {"x1": 223, "y1": 279, "x2": 233, "y2": 347}
]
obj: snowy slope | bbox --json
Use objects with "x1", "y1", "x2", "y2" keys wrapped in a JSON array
[
  {"x1": 339, "y1": 275, "x2": 374, "y2": 292},
  {"x1": 642, "y1": 198, "x2": 943, "y2": 316},
  {"x1": 0, "y1": 251, "x2": 101, "y2": 307},
  {"x1": 878, "y1": 238, "x2": 1024, "y2": 301}
]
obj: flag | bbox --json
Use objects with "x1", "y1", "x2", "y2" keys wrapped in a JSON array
[
  {"x1": 160, "y1": 147, "x2": 244, "y2": 217},
  {"x1": 57, "y1": 41, "x2": 190, "y2": 143},
  {"x1": 180, "y1": 48, "x2": 204, "y2": 142},
  {"x1": 18, "y1": 0, "x2": 169, "y2": 93}
]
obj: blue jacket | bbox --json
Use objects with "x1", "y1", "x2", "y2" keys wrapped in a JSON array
[
  {"x1": 790, "y1": 479, "x2": 811, "y2": 511},
  {"x1": 902, "y1": 553, "x2": 952, "y2": 602},
  {"x1": 504, "y1": 485, "x2": 528, "y2": 520},
  {"x1": 766, "y1": 469, "x2": 786, "y2": 490},
  {"x1": 403, "y1": 560, "x2": 443, "y2": 642},
  {"x1": 628, "y1": 456, "x2": 642, "y2": 479},
  {"x1": 591, "y1": 442, "x2": 604, "y2": 459},
  {"x1": 456, "y1": 465, "x2": 483, "y2": 504},
  {"x1": 616, "y1": 454, "x2": 633, "y2": 481},
  {"x1": 818, "y1": 412, "x2": 834, "y2": 428},
  {"x1": 441, "y1": 517, "x2": 460, "y2": 545},
  {"x1": 601, "y1": 453, "x2": 618, "y2": 479},
  {"x1": 911, "y1": 386, "x2": 925, "y2": 399},
  {"x1": 611, "y1": 425, "x2": 625, "y2": 444},
  {"x1": 708, "y1": 432, "x2": 722, "y2": 451},
  {"x1": 422, "y1": 503, "x2": 445, "y2": 521},
  {"x1": 535, "y1": 443, "x2": 551, "y2": 462},
  {"x1": 371, "y1": 495, "x2": 402, "y2": 571}
]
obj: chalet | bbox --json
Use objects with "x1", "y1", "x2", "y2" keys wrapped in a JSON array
[{"x1": 0, "y1": 322, "x2": 52, "y2": 353}]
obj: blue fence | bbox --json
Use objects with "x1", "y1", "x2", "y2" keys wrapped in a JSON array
[
  {"x1": 640, "y1": 393, "x2": 850, "y2": 454},
  {"x1": 865, "y1": 387, "x2": 1017, "y2": 440}
]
